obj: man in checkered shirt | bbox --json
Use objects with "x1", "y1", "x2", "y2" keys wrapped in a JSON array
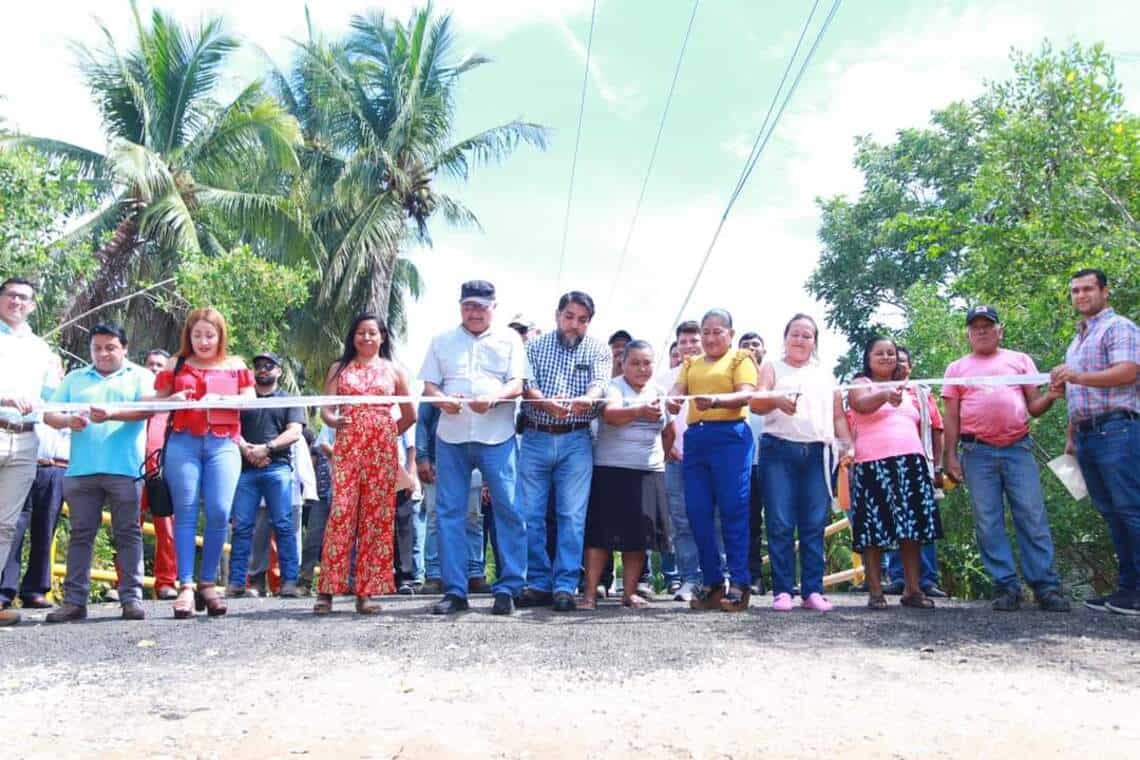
[
  {"x1": 515, "y1": 291, "x2": 611, "y2": 611},
  {"x1": 1051, "y1": 267, "x2": 1140, "y2": 616}
]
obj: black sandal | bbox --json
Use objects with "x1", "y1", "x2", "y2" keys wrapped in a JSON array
[
  {"x1": 900, "y1": 593, "x2": 934, "y2": 609},
  {"x1": 868, "y1": 594, "x2": 888, "y2": 610}
]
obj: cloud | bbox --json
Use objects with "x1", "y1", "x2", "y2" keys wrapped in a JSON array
[{"x1": 553, "y1": 14, "x2": 646, "y2": 119}]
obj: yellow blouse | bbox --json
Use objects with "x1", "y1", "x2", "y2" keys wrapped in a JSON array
[{"x1": 679, "y1": 349, "x2": 758, "y2": 424}]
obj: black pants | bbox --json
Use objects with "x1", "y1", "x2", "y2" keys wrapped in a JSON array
[
  {"x1": 747, "y1": 463, "x2": 766, "y2": 583},
  {"x1": 0, "y1": 464, "x2": 65, "y2": 603}
]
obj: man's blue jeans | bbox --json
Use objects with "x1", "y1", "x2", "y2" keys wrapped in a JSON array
[
  {"x1": 887, "y1": 543, "x2": 940, "y2": 588},
  {"x1": 396, "y1": 492, "x2": 426, "y2": 582},
  {"x1": 665, "y1": 460, "x2": 700, "y2": 586},
  {"x1": 518, "y1": 429, "x2": 592, "y2": 595},
  {"x1": 1075, "y1": 416, "x2": 1140, "y2": 592},
  {"x1": 165, "y1": 431, "x2": 241, "y2": 585},
  {"x1": 683, "y1": 421, "x2": 753, "y2": 587},
  {"x1": 229, "y1": 462, "x2": 299, "y2": 586},
  {"x1": 959, "y1": 436, "x2": 1060, "y2": 594},
  {"x1": 437, "y1": 438, "x2": 524, "y2": 598},
  {"x1": 424, "y1": 479, "x2": 485, "y2": 580},
  {"x1": 760, "y1": 435, "x2": 830, "y2": 597}
]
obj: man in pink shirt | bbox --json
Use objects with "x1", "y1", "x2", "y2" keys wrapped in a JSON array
[{"x1": 942, "y1": 306, "x2": 1069, "y2": 612}]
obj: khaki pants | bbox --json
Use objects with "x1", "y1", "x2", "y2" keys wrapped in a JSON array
[{"x1": 0, "y1": 431, "x2": 37, "y2": 568}]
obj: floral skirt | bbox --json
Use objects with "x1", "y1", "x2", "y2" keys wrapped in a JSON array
[{"x1": 850, "y1": 453, "x2": 942, "y2": 553}]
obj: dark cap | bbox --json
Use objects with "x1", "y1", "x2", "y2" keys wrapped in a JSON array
[
  {"x1": 965, "y1": 305, "x2": 1000, "y2": 325},
  {"x1": 608, "y1": 329, "x2": 633, "y2": 345},
  {"x1": 460, "y1": 280, "x2": 496, "y2": 307},
  {"x1": 252, "y1": 351, "x2": 283, "y2": 367}
]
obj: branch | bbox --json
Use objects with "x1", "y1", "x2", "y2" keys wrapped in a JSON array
[{"x1": 44, "y1": 278, "x2": 176, "y2": 338}]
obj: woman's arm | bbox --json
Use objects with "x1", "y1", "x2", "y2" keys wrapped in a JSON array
[
  {"x1": 749, "y1": 362, "x2": 796, "y2": 415},
  {"x1": 847, "y1": 377, "x2": 901, "y2": 414},
  {"x1": 394, "y1": 367, "x2": 417, "y2": 436},
  {"x1": 321, "y1": 363, "x2": 344, "y2": 428},
  {"x1": 833, "y1": 390, "x2": 854, "y2": 459}
]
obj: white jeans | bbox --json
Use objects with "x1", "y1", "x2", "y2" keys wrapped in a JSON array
[{"x1": 0, "y1": 432, "x2": 38, "y2": 566}]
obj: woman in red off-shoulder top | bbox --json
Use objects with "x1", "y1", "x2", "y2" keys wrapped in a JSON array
[{"x1": 154, "y1": 307, "x2": 255, "y2": 619}]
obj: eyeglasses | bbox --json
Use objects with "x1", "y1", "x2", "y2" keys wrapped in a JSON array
[
  {"x1": 253, "y1": 361, "x2": 278, "y2": 371},
  {"x1": 1, "y1": 291, "x2": 34, "y2": 303}
]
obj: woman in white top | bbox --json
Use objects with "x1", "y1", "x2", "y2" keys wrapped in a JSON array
[{"x1": 750, "y1": 314, "x2": 852, "y2": 613}]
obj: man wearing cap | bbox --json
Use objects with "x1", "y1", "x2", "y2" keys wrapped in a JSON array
[
  {"x1": 420, "y1": 280, "x2": 529, "y2": 615},
  {"x1": 508, "y1": 314, "x2": 541, "y2": 344},
  {"x1": 517, "y1": 291, "x2": 611, "y2": 612},
  {"x1": 226, "y1": 350, "x2": 306, "y2": 598},
  {"x1": 942, "y1": 306, "x2": 1070, "y2": 612},
  {"x1": 1050, "y1": 268, "x2": 1140, "y2": 615}
]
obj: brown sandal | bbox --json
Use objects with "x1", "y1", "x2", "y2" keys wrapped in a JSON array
[
  {"x1": 355, "y1": 595, "x2": 381, "y2": 615},
  {"x1": 867, "y1": 594, "x2": 888, "y2": 610},
  {"x1": 195, "y1": 584, "x2": 228, "y2": 617},
  {"x1": 622, "y1": 594, "x2": 651, "y2": 609},
  {"x1": 173, "y1": 586, "x2": 196, "y2": 619},
  {"x1": 578, "y1": 595, "x2": 598, "y2": 610},
  {"x1": 313, "y1": 594, "x2": 333, "y2": 616},
  {"x1": 900, "y1": 593, "x2": 934, "y2": 609}
]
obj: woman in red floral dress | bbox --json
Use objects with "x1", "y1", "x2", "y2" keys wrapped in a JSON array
[{"x1": 314, "y1": 314, "x2": 416, "y2": 614}]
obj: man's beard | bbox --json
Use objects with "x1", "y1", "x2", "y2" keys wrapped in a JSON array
[
  {"x1": 559, "y1": 331, "x2": 582, "y2": 348},
  {"x1": 255, "y1": 376, "x2": 276, "y2": 387}
]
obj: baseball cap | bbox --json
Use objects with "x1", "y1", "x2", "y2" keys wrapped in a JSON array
[
  {"x1": 965, "y1": 305, "x2": 1000, "y2": 325},
  {"x1": 460, "y1": 280, "x2": 496, "y2": 307},
  {"x1": 507, "y1": 312, "x2": 535, "y2": 330},
  {"x1": 252, "y1": 351, "x2": 283, "y2": 366}
]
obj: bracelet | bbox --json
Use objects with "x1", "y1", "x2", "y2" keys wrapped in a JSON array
[{"x1": 710, "y1": 398, "x2": 719, "y2": 409}]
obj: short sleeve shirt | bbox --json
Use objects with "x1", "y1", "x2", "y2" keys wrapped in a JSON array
[
  {"x1": 1063, "y1": 308, "x2": 1140, "y2": 422},
  {"x1": 0, "y1": 321, "x2": 59, "y2": 425},
  {"x1": 155, "y1": 364, "x2": 254, "y2": 439},
  {"x1": 419, "y1": 325, "x2": 528, "y2": 445},
  {"x1": 678, "y1": 349, "x2": 758, "y2": 424},
  {"x1": 239, "y1": 389, "x2": 306, "y2": 470},
  {"x1": 50, "y1": 362, "x2": 151, "y2": 478},
  {"x1": 523, "y1": 332, "x2": 612, "y2": 426},
  {"x1": 943, "y1": 348, "x2": 1039, "y2": 447},
  {"x1": 593, "y1": 377, "x2": 669, "y2": 471},
  {"x1": 849, "y1": 380, "x2": 925, "y2": 464}
]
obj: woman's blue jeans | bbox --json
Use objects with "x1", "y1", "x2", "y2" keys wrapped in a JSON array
[
  {"x1": 165, "y1": 430, "x2": 242, "y2": 585},
  {"x1": 760, "y1": 435, "x2": 830, "y2": 597}
]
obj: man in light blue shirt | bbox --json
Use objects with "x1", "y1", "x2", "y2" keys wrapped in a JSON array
[{"x1": 42, "y1": 323, "x2": 153, "y2": 622}]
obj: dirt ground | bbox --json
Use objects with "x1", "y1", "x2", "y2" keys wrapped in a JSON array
[{"x1": 3, "y1": 594, "x2": 1137, "y2": 758}]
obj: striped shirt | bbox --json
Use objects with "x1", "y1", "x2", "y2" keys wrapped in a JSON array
[
  {"x1": 523, "y1": 331, "x2": 612, "y2": 426},
  {"x1": 1064, "y1": 307, "x2": 1140, "y2": 422}
]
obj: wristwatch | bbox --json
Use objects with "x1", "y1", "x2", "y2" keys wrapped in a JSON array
[{"x1": 264, "y1": 442, "x2": 277, "y2": 455}]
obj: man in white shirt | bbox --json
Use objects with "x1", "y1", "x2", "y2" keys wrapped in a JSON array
[
  {"x1": 420, "y1": 280, "x2": 528, "y2": 615},
  {"x1": 0, "y1": 277, "x2": 60, "y2": 627}
]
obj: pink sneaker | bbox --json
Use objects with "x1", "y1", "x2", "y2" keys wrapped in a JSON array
[
  {"x1": 772, "y1": 592, "x2": 793, "y2": 611},
  {"x1": 802, "y1": 592, "x2": 833, "y2": 612}
]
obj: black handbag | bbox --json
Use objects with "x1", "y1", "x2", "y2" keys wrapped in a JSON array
[{"x1": 139, "y1": 357, "x2": 183, "y2": 518}]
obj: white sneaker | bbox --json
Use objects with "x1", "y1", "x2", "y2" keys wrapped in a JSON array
[{"x1": 674, "y1": 582, "x2": 696, "y2": 602}]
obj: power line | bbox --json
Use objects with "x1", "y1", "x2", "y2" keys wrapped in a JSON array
[
  {"x1": 604, "y1": 0, "x2": 701, "y2": 308},
  {"x1": 663, "y1": 0, "x2": 842, "y2": 356},
  {"x1": 556, "y1": 0, "x2": 599, "y2": 288}
]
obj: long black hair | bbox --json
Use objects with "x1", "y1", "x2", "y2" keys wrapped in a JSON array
[
  {"x1": 860, "y1": 334, "x2": 896, "y2": 379},
  {"x1": 333, "y1": 312, "x2": 391, "y2": 380}
]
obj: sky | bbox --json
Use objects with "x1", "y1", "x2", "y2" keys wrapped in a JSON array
[{"x1": 1, "y1": 0, "x2": 1138, "y2": 377}]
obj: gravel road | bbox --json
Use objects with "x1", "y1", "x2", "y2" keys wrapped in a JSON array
[{"x1": 3, "y1": 594, "x2": 1137, "y2": 758}]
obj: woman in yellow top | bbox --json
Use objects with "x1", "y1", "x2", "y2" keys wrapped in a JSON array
[{"x1": 668, "y1": 308, "x2": 757, "y2": 611}]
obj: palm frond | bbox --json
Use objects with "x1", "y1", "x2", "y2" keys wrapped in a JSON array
[
  {"x1": 106, "y1": 138, "x2": 176, "y2": 201},
  {"x1": 0, "y1": 136, "x2": 109, "y2": 180},
  {"x1": 138, "y1": 190, "x2": 199, "y2": 253},
  {"x1": 194, "y1": 186, "x2": 324, "y2": 269},
  {"x1": 432, "y1": 120, "x2": 549, "y2": 181}
]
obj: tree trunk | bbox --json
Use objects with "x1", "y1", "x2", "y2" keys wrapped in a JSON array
[{"x1": 60, "y1": 206, "x2": 141, "y2": 353}]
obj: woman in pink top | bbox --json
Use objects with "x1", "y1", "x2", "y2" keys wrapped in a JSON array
[{"x1": 848, "y1": 336, "x2": 943, "y2": 610}]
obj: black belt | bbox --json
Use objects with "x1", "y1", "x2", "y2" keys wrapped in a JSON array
[
  {"x1": 37, "y1": 458, "x2": 69, "y2": 468},
  {"x1": 0, "y1": 419, "x2": 35, "y2": 434},
  {"x1": 524, "y1": 421, "x2": 591, "y2": 435},
  {"x1": 958, "y1": 433, "x2": 1025, "y2": 447},
  {"x1": 1076, "y1": 409, "x2": 1138, "y2": 434}
]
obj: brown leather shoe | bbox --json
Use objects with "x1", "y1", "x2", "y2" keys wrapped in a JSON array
[
  {"x1": 0, "y1": 609, "x2": 20, "y2": 626},
  {"x1": 467, "y1": 577, "x2": 493, "y2": 595},
  {"x1": 720, "y1": 584, "x2": 751, "y2": 613},
  {"x1": 46, "y1": 602, "x2": 87, "y2": 623},
  {"x1": 689, "y1": 583, "x2": 726, "y2": 611},
  {"x1": 121, "y1": 601, "x2": 146, "y2": 620},
  {"x1": 195, "y1": 584, "x2": 228, "y2": 617},
  {"x1": 19, "y1": 594, "x2": 54, "y2": 609}
]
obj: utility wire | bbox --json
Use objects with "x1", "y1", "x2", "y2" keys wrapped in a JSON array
[
  {"x1": 663, "y1": 0, "x2": 842, "y2": 356},
  {"x1": 556, "y1": 0, "x2": 599, "y2": 288},
  {"x1": 604, "y1": 0, "x2": 701, "y2": 308}
]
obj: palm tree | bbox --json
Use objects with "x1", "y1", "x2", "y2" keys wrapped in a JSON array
[
  {"x1": 6, "y1": 2, "x2": 314, "y2": 350},
  {"x1": 278, "y1": 4, "x2": 547, "y2": 359}
]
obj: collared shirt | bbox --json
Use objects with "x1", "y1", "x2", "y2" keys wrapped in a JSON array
[
  {"x1": 50, "y1": 362, "x2": 151, "y2": 478},
  {"x1": 0, "y1": 320, "x2": 59, "y2": 425},
  {"x1": 35, "y1": 423, "x2": 70, "y2": 462},
  {"x1": 1064, "y1": 307, "x2": 1140, "y2": 422},
  {"x1": 523, "y1": 331, "x2": 612, "y2": 426},
  {"x1": 419, "y1": 324, "x2": 529, "y2": 446}
]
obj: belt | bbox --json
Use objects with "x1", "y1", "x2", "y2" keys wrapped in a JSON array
[
  {"x1": 958, "y1": 433, "x2": 1025, "y2": 447},
  {"x1": 524, "y1": 421, "x2": 592, "y2": 435},
  {"x1": 1076, "y1": 409, "x2": 1138, "y2": 434},
  {"x1": 0, "y1": 419, "x2": 35, "y2": 434},
  {"x1": 37, "y1": 458, "x2": 69, "y2": 468}
]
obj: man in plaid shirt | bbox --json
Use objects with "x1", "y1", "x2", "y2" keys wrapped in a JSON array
[
  {"x1": 1051, "y1": 268, "x2": 1140, "y2": 616},
  {"x1": 516, "y1": 291, "x2": 611, "y2": 611}
]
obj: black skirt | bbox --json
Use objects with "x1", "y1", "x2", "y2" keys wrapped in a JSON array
[
  {"x1": 584, "y1": 466, "x2": 672, "y2": 553},
  {"x1": 850, "y1": 453, "x2": 943, "y2": 553}
]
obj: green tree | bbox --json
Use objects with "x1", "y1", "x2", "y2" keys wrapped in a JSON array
[{"x1": 5, "y1": 2, "x2": 315, "y2": 354}]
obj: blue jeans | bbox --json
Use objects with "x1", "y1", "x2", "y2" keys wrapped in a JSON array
[
  {"x1": 396, "y1": 492, "x2": 426, "y2": 582},
  {"x1": 683, "y1": 421, "x2": 753, "y2": 587},
  {"x1": 518, "y1": 429, "x2": 592, "y2": 595},
  {"x1": 665, "y1": 460, "x2": 700, "y2": 585},
  {"x1": 1076, "y1": 416, "x2": 1140, "y2": 592},
  {"x1": 887, "y1": 543, "x2": 940, "y2": 588},
  {"x1": 959, "y1": 436, "x2": 1060, "y2": 594},
  {"x1": 760, "y1": 435, "x2": 830, "y2": 597},
  {"x1": 424, "y1": 479, "x2": 485, "y2": 580},
  {"x1": 165, "y1": 431, "x2": 242, "y2": 585},
  {"x1": 229, "y1": 463, "x2": 299, "y2": 586},
  {"x1": 437, "y1": 438, "x2": 525, "y2": 597}
]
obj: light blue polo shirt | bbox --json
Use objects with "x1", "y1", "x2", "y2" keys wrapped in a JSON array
[{"x1": 50, "y1": 362, "x2": 151, "y2": 478}]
